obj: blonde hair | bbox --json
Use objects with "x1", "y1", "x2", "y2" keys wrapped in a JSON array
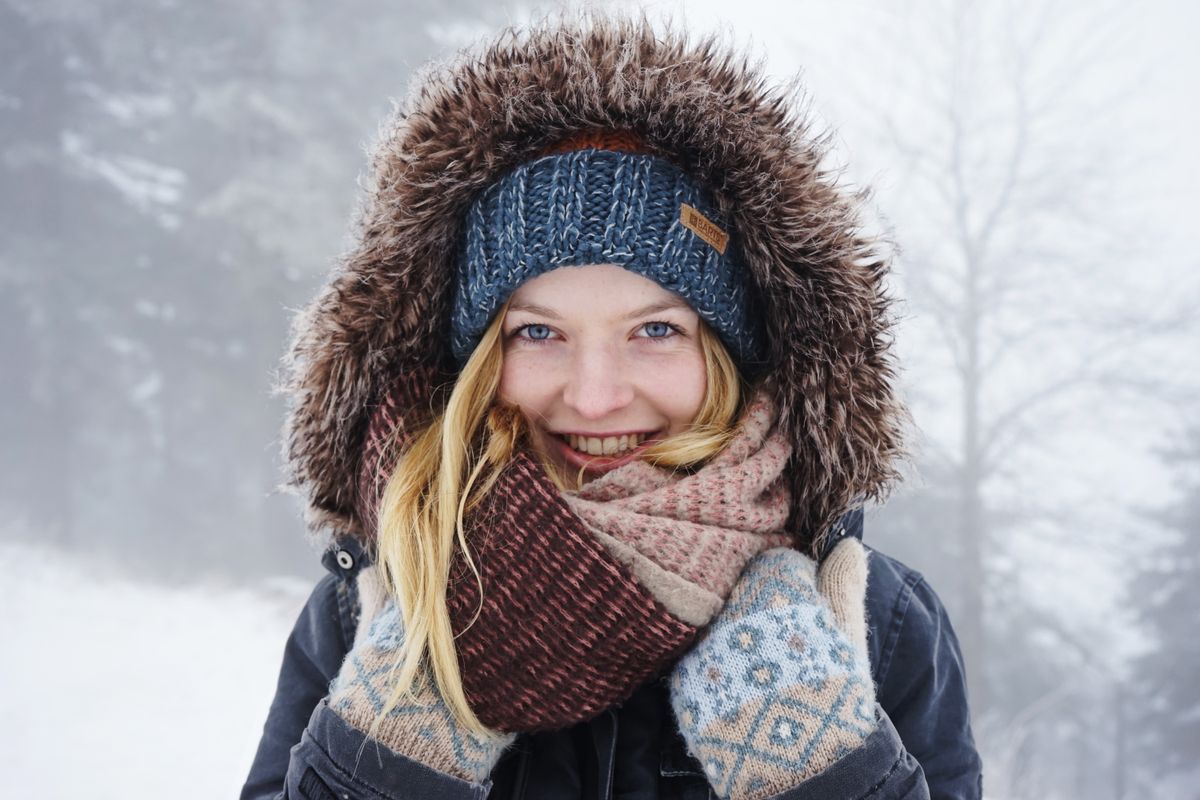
[{"x1": 367, "y1": 298, "x2": 748, "y2": 740}]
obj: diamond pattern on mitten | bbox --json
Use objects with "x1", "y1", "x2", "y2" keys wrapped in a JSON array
[
  {"x1": 328, "y1": 598, "x2": 513, "y2": 783},
  {"x1": 669, "y1": 548, "x2": 877, "y2": 800}
]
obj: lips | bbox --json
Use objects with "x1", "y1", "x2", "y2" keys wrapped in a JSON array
[
  {"x1": 550, "y1": 430, "x2": 662, "y2": 475},
  {"x1": 560, "y1": 431, "x2": 654, "y2": 456}
]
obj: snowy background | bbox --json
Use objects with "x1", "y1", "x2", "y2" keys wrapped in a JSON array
[
  {"x1": 2, "y1": 0, "x2": 1197, "y2": 797},
  {"x1": 0, "y1": 538, "x2": 312, "y2": 797}
]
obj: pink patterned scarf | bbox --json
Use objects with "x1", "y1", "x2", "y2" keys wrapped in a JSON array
[{"x1": 561, "y1": 386, "x2": 795, "y2": 628}]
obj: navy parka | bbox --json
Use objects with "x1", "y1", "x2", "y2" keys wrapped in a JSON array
[{"x1": 240, "y1": 511, "x2": 984, "y2": 800}]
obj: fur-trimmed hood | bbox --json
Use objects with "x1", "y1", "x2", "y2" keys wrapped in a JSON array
[{"x1": 276, "y1": 12, "x2": 908, "y2": 556}]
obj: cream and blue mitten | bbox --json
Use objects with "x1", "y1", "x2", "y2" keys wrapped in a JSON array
[
  {"x1": 668, "y1": 538, "x2": 877, "y2": 800},
  {"x1": 327, "y1": 565, "x2": 516, "y2": 784}
]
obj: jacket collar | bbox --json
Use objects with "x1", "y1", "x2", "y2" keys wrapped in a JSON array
[
  {"x1": 319, "y1": 506, "x2": 862, "y2": 578},
  {"x1": 320, "y1": 535, "x2": 372, "y2": 579}
]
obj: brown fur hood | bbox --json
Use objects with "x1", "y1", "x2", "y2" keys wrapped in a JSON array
[{"x1": 276, "y1": 12, "x2": 909, "y2": 556}]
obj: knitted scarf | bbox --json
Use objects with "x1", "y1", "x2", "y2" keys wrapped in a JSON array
[
  {"x1": 561, "y1": 386, "x2": 794, "y2": 628},
  {"x1": 356, "y1": 370, "x2": 797, "y2": 732}
]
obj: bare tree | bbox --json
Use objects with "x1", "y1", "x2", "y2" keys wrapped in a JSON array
[{"x1": 827, "y1": 0, "x2": 1190, "y2": 728}]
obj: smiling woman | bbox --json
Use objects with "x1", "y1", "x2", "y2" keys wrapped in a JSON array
[
  {"x1": 245, "y1": 11, "x2": 982, "y2": 800},
  {"x1": 498, "y1": 264, "x2": 741, "y2": 486}
]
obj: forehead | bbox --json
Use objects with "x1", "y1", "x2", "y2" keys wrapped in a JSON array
[{"x1": 507, "y1": 264, "x2": 693, "y2": 318}]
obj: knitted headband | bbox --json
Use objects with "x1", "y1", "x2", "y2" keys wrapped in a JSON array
[{"x1": 449, "y1": 129, "x2": 765, "y2": 369}]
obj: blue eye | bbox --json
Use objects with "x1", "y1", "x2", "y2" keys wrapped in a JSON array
[
  {"x1": 513, "y1": 323, "x2": 556, "y2": 342},
  {"x1": 639, "y1": 321, "x2": 680, "y2": 339}
]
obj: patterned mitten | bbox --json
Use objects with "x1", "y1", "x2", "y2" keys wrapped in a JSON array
[
  {"x1": 328, "y1": 565, "x2": 516, "y2": 784},
  {"x1": 668, "y1": 539, "x2": 877, "y2": 800}
]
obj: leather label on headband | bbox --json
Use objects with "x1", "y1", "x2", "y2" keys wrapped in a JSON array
[{"x1": 680, "y1": 204, "x2": 729, "y2": 255}]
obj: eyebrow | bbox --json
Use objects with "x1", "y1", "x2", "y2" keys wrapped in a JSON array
[{"x1": 507, "y1": 298, "x2": 691, "y2": 321}]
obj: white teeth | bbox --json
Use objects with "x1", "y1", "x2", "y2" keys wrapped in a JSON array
[{"x1": 564, "y1": 432, "x2": 650, "y2": 456}]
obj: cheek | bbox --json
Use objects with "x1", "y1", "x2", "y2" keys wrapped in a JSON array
[
  {"x1": 498, "y1": 353, "x2": 554, "y2": 410},
  {"x1": 646, "y1": 352, "x2": 707, "y2": 425}
]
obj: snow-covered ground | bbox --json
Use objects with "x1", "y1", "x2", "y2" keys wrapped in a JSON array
[{"x1": 0, "y1": 541, "x2": 315, "y2": 798}]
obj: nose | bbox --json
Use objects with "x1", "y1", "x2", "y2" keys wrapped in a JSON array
[{"x1": 561, "y1": 343, "x2": 635, "y2": 419}]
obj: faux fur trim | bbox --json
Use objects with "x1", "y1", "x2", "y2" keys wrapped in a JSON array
[{"x1": 275, "y1": 10, "x2": 909, "y2": 555}]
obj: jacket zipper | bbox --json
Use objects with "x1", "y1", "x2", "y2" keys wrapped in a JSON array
[
  {"x1": 511, "y1": 741, "x2": 531, "y2": 800},
  {"x1": 601, "y1": 707, "x2": 618, "y2": 800}
]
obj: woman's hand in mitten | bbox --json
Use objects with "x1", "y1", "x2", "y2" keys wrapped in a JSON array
[
  {"x1": 667, "y1": 538, "x2": 878, "y2": 800},
  {"x1": 327, "y1": 566, "x2": 516, "y2": 785}
]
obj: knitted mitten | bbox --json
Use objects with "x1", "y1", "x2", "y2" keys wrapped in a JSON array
[
  {"x1": 668, "y1": 538, "x2": 877, "y2": 800},
  {"x1": 327, "y1": 565, "x2": 516, "y2": 784}
]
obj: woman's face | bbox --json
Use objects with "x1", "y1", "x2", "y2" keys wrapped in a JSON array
[{"x1": 498, "y1": 264, "x2": 707, "y2": 483}]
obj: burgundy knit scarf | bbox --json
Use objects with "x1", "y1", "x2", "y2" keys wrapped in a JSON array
[{"x1": 356, "y1": 370, "x2": 798, "y2": 732}]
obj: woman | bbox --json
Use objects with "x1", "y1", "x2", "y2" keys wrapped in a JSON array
[{"x1": 242, "y1": 12, "x2": 983, "y2": 800}]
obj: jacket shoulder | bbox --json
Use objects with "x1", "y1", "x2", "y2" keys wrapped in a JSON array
[
  {"x1": 862, "y1": 545, "x2": 984, "y2": 799},
  {"x1": 239, "y1": 570, "x2": 360, "y2": 799},
  {"x1": 862, "y1": 546, "x2": 932, "y2": 682}
]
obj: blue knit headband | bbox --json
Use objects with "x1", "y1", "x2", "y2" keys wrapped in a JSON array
[{"x1": 450, "y1": 143, "x2": 763, "y2": 368}]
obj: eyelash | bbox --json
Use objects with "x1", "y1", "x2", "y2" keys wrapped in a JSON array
[{"x1": 508, "y1": 320, "x2": 685, "y2": 345}]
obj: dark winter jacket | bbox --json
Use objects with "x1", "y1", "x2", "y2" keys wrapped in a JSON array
[
  {"x1": 240, "y1": 510, "x2": 983, "y2": 800},
  {"x1": 249, "y1": 12, "x2": 985, "y2": 800}
]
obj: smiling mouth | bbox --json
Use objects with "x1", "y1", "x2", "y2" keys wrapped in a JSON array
[{"x1": 555, "y1": 431, "x2": 660, "y2": 457}]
